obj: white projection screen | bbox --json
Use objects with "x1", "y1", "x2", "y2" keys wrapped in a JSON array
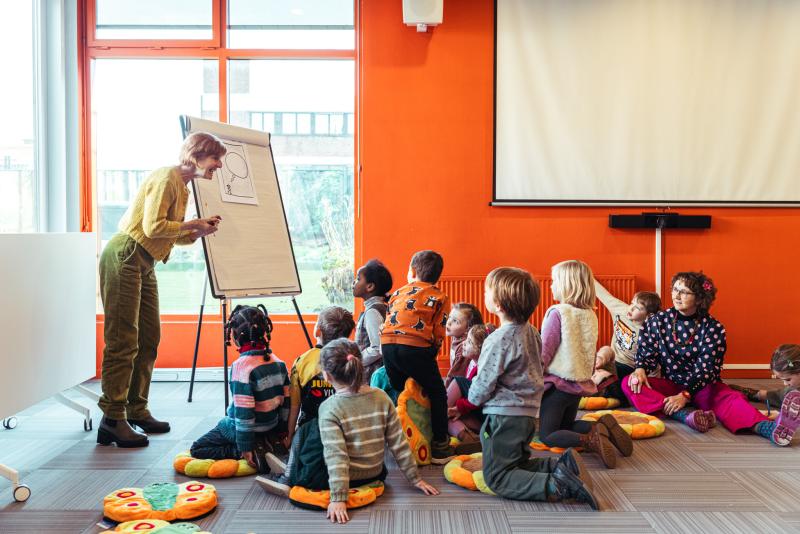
[{"x1": 494, "y1": 0, "x2": 800, "y2": 206}]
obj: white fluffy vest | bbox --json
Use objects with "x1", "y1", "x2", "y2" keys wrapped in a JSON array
[{"x1": 546, "y1": 304, "x2": 598, "y2": 381}]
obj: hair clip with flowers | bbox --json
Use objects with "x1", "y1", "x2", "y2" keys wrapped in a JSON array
[{"x1": 702, "y1": 280, "x2": 713, "y2": 292}]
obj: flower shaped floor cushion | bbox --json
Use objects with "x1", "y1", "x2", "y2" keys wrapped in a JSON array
[
  {"x1": 443, "y1": 453, "x2": 495, "y2": 495},
  {"x1": 288, "y1": 480, "x2": 385, "y2": 511},
  {"x1": 578, "y1": 397, "x2": 621, "y2": 410},
  {"x1": 396, "y1": 378, "x2": 433, "y2": 465},
  {"x1": 101, "y1": 520, "x2": 210, "y2": 533},
  {"x1": 581, "y1": 410, "x2": 666, "y2": 439},
  {"x1": 103, "y1": 482, "x2": 217, "y2": 523},
  {"x1": 173, "y1": 452, "x2": 257, "y2": 478}
]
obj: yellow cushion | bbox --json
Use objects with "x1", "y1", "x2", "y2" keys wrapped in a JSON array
[
  {"x1": 578, "y1": 397, "x2": 621, "y2": 410},
  {"x1": 174, "y1": 451, "x2": 256, "y2": 478},
  {"x1": 443, "y1": 453, "x2": 495, "y2": 495}
]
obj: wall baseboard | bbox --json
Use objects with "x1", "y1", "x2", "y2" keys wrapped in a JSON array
[{"x1": 152, "y1": 367, "x2": 227, "y2": 382}]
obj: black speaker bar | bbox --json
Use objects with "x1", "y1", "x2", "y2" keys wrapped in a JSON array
[{"x1": 609, "y1": 212, "x2": 711, "y2": 229}]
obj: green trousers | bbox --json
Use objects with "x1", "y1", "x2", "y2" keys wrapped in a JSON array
[
  {"x1": 98, "y1": 233, "x2": 161, "y2": 420},
  {"x1": 480, "y1": 414, "x2": 557, "y2": 501}
]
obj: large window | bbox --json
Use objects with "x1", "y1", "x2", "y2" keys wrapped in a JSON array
[
  {"x1": 87, "y1": 1, "x2": 355, "y2": 314},
  {"x1": 0, "y1": 1, "x2": 36, "y2": 232}
]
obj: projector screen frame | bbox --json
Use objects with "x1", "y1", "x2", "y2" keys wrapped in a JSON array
[{"x1": 490, "y1": 0, "x2": 800, "y2": 208}]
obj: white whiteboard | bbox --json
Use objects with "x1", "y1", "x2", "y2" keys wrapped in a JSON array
[
  {"x1": 494, "y1": 0, "x2": 800, "y2": 206},
  {"x1": 181, "y1": 116, "x2": 301, "y2": 299},
  {"x1": 0, "y1": 233, "x2": 96, "y2": 419}
]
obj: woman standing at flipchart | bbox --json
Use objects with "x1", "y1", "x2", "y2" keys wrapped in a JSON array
[{"x1": 97, "y1": 132, "x2": 225, "y2": 448}]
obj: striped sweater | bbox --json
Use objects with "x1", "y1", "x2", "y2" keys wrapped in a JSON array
[
  {"x1": 318, "y1": 387, "x2": 421, "y2": 502},
  {"x1": 224, "y1": 346, "x2": 290, "y2": 452}
]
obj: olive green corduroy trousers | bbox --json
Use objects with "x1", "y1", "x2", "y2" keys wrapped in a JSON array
[{"x1": 98, "y1": 233, "x2": 160, "y2": 420}]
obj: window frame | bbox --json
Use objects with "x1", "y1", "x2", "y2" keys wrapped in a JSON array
[{"x1": 79, "y1": 0, "x2": 361, "y2": 318}]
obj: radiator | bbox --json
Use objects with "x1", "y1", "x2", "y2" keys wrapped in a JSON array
[{"x1": 436, "y1": 275, "x2": 636, "y2": 375}]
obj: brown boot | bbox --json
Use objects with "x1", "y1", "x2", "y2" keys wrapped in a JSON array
[
  {"x1": 580, "y1": 424, "x2": 616, "y2": 469},
  {"x1": 97, "y1": 417, "x2": 148, "y2": 448},
  {"x1": 128, "y1": 414, "x2": 171, "y2": 434},
  {"x1": 454, "y1": 428, "x2": 482, "y2": 454},
  {"x1": 597, "y1": 414, "x2": 633, "y2": 457}
]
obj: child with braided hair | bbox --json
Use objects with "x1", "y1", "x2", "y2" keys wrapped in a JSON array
[{"x1": 190, "y1": 305, "x2": 290, "y2": 472}]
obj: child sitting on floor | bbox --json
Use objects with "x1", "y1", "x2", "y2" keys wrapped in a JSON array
[
  {"x1": 446, "y1": 324, "x2": 492, "y2": 448},
  {"x1": 594, "y1": 280, "x2": 661, "y2": 405},
  {"x1": 539, "y1": 261, "x2": 632, "y2": 469},
  {"x1": 730, "y1": 344, "x2": 800, "y2": 446},
  {"x1": 352, "y1": 259, "x2": 393, "y2": 383},
  {"x1": 467, "y1": 267, "x2": 598, "y2": 508},
  {"x1": 445, "y1": 303, "x2": 484, "y2": 385},
  {"x1": 286, "y1": 306, "x2": 355, "y2": 447},
  {"x1": 257, "y1": 339, "x2": 439, "y2": 524},
  {"x1": 190, "y1": 305, "x2": 289, "y2": 473}
]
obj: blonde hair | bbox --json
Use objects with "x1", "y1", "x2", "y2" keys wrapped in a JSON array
[
  {"x1": 179, "y1": 132, "x2": 226, "y2": 168},
  {"x1": 485, "y1": 267, "x2": 540, "y2": 324},
  {"x1": 551, "y1": 260, "x2": 596, "y2": 309}
]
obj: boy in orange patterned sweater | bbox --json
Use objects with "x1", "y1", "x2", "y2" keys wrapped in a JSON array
[{"x1": 381, "y1": 250, "x2": 456, "y2": 463}]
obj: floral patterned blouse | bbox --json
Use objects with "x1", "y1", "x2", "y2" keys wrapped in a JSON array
[{"x1": 635, "y1": 307, "x2": 726, "y2": 395}]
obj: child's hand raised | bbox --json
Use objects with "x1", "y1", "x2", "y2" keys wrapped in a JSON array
[
  {"x1": 447, "y1": 406, "x2": 461, "y2": 419},
  {"x1": 415, "y1": 479, "x2": 440, "y2": 496},
  {"x1": 327, "y1": 501, "x2": 349, "y2": 524}
]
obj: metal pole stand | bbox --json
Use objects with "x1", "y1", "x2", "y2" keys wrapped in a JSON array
[{"x1": 187, "y1": 279, "x2": 209, "y2": 402}]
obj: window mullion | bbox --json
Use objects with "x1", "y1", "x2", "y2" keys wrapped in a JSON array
[{"x1": 32, "y1": 0, "x2": 47, "y2": 232}]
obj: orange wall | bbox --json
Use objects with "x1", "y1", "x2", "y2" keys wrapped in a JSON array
[
  {"x1": 358, "y1": 0, "x2": 800, "y2": 373},
  {"x1": 96, "y1": 0, "x2": 798, "y2": 377}
]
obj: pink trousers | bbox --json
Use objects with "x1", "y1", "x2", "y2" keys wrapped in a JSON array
[{"x1": 622, "y1": 377, "x2": 767, "y2": 433}]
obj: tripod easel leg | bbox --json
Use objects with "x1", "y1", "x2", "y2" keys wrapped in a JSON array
[
  {"x1": 188, "y1": 278, "x2": 209, "y2": 402},
  {"x1": 292, "y1": 296, "x2": 313, "y2": 349},
  {"x1": 222, "y1": 298, "x2": 230, "y2": 413}
]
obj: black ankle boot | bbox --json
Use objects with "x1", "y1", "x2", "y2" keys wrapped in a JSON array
[
  {"x1": 97, "y1": 417, "x2": 149, "y2": 448},
  {"x1": 128, "y1": 415, "x2": 171, "y2": 434}
]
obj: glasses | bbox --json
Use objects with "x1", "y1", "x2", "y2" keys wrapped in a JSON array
[{"x1": 671, "y1": 287, "x2": 695, "y2": 297}]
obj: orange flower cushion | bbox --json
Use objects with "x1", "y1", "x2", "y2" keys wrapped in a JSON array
[
  {"x1": 578, "y1": 397, "x2": 621, "y2": 410},
  {"x1": 396, "y1": 378, "x2": 433, "y2": 465},
  {"x1": 581, "y1": 410, "x2": 666, "y2": 439},
  {"x1": 443, "y1": 453, "x2": 495, "y2": 495},
  {"x1": 101, "y1": 520, "x2": 210, "y2": 533},
  {"x1": 103, "y1": 482, "x2": 217, "y2": 523},
  {"x1": 288, "y1": 480, "x2": 385, "y2": 511},
  {"x1": 173, "y1": 451, "x2": 257, "y2": 478}
]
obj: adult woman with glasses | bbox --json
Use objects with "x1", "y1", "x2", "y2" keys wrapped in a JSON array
[{"x1": 622, "y1": 272, "x2": 769, "y2": 434}]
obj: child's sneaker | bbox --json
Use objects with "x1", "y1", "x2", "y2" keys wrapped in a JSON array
[
  {"x1": 431, "y1": 439, "x2": 456, "y2": 464},
  {"x1": 253, "y1": 442, "x2": 271, "y2": 474},
  {"x1": 772, "y1": 390, "x2": 800, "y2": 446},
  {"x1": 264, "y1": 452, "x2": 287, "y2": 474},
  {"x1": 256, "y1": 474, "x2": 291, "y2": 498},
  {"x1": 685, "y1": 409, "x2": 716, "y2": 433}
]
